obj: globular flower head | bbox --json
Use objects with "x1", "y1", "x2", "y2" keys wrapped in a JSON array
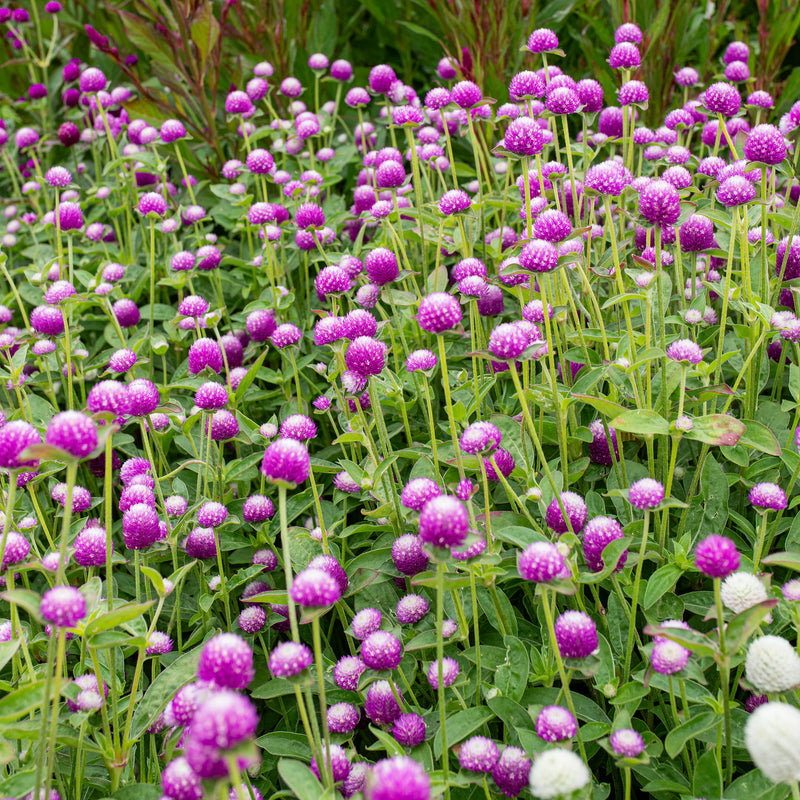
[
  {"x1": 127, "y1": 379, "x2": 160, "y2": 416},
  {"x1": 518, "y1": 542, "x2": 568, "y2": 582},
  {"x1": 608, "y1": 42, "x2": 641, "y2": 69},
  {"x1": 488, "y1": 323, "x2": 528, "y2": 360},
  {"x1": 280, "y1": 414, "x2": 317, "y2": 441},
  {"x1": 745, "y1": 635, "x2": 800, "y2": 693},
  {"x1": 679, "y1": 214, "x2": 715, "y2": 252},
  {"x1": 188, "y1": 338, "x2": 223, "y2": 375},
  {"x1": 666, "y1": 338, "x2": 703, "y2": 364},
  {"x1": 438, "y1": 189, "x2": 471, "y2": 215},
  {"x1": 396, "y1": 594, "x2": 429, "y2": 624},
  {"x1": 588, "y1": 420, "x2": 619, "y2": 466},
  {"x1": 745, "y1": 702, "x2": 800, "y2": 784},
  {"x1": 194, "y1": 381, "x2": 229, "y2": 411},
  {"x1": 618, "y1": 80, "x2": 649, "y2": 106},
  {"x1": 137, "y1": 192, "x2": 167, "y2": 217},
  {"x1": 417, "y1": 293, "x2": 462, "y2": 333},
  {"x1": 361, "y1": 630, "x2": 403, "y2": 670},
  {"x1": 459, "y1": 736, "x2": 500, "y2": 772},
  {"x1": 30, "y1": 305, "x2": 65, "y2": 336},
  {"x1": 197, "y1": 632, "x2": 254, "y2": 689},
  {"x1": 369, "y1": 64, "x2": 396, "y2": 94},
  {"x1": 46, "y1": 411, "x2": 98, "y2": 459},
  {"x1": 503, "y1": 117, "x2": 544, "y2": 156},
  {"x1": 406, "y1": 349, "x2": 437, "y2": 372},
  {"x1": 291, "y1": 567, "x2": 342, "y2": 607},
  {"x1": 545, "y1": 87, "x2": 580, "y2": 115},
  {"x1": 392, "y1": 534, "x2": 429, "y2": 575},
  {"x1": 583, "y1": 516, "x2": 627, "y2": 572},
  {"x1": 460, "y1": 421, "x2": 502, "y2": 455},
  {"x1": 40, "y1": 586, "x2": 86, "y2": 627},
  {"x1": 260, "y1": 438, "x2": 310, "y2": 486},
  {"x1": 269, "y1": 641, "x2": 313, "y2": 677},
  {"x1": 365, "y1": 756, "x2": 430, "y2": 800},
  {"x1": 721, "y1": 571, "x2": 769, "y2": 614},
  {"x1": 529, "y1": 749, "x2": 591, "y2": 799},
  {"x1": 73, "y1": 524, "x2": 110, "y2": 567},
  {"x1": 161, "y1": 757, "x2": 203, "y2": 800},
  {"x1": 392, "y1": 712, "x2": 426, "y2": 747},
  {"x1": 427, "y1": 657, "x2": 459, "y2": 689},
  {"x1": 328, "y1": 702, "x2": 360, "y2": 734},
  {"x1": 351, "y1": 608, "x2": 382, "y2": 640},
  {"x1": 451, "y1": 80, "x2": 482, "y2": 108},
  {"x1": 535, "y1": 706, "x2": 577, "y2": 742},
  {"x1": 553, "y1": 610, "x2": 598, "y2": 658},
  {"x1": 189, "y1": 689, "x2": 258, "y2": 750},
  {"x1": 533, "y1": 210, "x2": 572, "y2": 243},
  {"x1": 744, "y1": 124, "x2": 787, "y2": 165},
  {"x1": 519, "y1": 239, "x2": 559, "y2": 273},
  {"x1": 749, "y1": 481, "x2": 788, "y2": 512},
  {"x1": 545, "y1": 491, "x2": 588, "y2": 534},
  {"x1": 79, "y1": 66, "x2": 106, "y2": 93},
  {"x1": 58, "y1": 201, "x2": 83, "y2": 231},
  {"x1": 638, "y1": 180, "x2": 681, "y2": 226},
  {"x1": 364, "y1": 680, "x2": 403, "y2": 726},
  {"x1": 527, "y1": 28, "x2": 558, "y2": 53},
  {"x1": 704, "y1": 82, "x2": 741, "y2": 116},
  {"x1": 694, "y1": 534, "x2": 740, "y2": 578},
  {"x1": 610, "y1": 728, "x2": 645, "y2": 758},
  {"x1": 334, "y1": 655, "x2": 367, "y2": 691},
  {"x1": 628, "y1": 478, "x2": 665, "y2": 509},
  {"x1": 492, "y1": 747, "x2": 532, "y2": 798},
  {"x1": 0, "y1": 420, "x2": 41, "y2": 470},
  {"x1": 418, "y1": 495, "x2": 469, "y2": 549},
  {"x1": 311, "y1": 744, "x2": 351, "y2": 783},
  {"x1": 717, "y1": 175, "x2": 757, "y2": 207},
  {"x1": 122, "y1": 504, "x2": 160, "y2": 550},
  {"x1": 238, "y1": 606, "x2": 267, "y2": 633},
  {"x1": 345, "y1": 336, "x2": 387, "y2": 377}
]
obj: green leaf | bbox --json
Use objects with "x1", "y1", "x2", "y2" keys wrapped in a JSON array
[
  {"x1": 84, "y1": 601, "x2": 155, "y2": 637},
  {"x1": 578, "y1": 537, "x2": 632, "y2": 584},
  {"x1": 610, "y1": 409, "x2": 669, "y2": 436},
  {"x1": 571, "y1": 393, "x2": 627, "y2": 420},
  {"x1": 693, "y1": 750, "x2": 722, "y2": 799},
  {"x1": 234, "y1": 347, "x2": 270, "y2": 403},
  {"x1": 487, "y1": 697, "x2": 533, "y2": 742},
  {"x1": 0, "y1": 680, "x2": 46, "y2": 722},
  {"x1": 643, "y1": 564, "x2": 684, "y2": 609},
  {"x1": 682, "y1": 414, "x2": 745, "y2": 446},
  {"x1": 739, "y1": 420, "x2": 782, "y2": 456},
  {"x1": 495, "y1": 635, "x2": 530, "y2": 703},
  {"x1": 762, "y1": 551, "x2": 800, "y2": 571},
  {"x1": 189, "y1": 1, "x2": 220, "y2": 73},
  {"x1": 0, "y1": 588, "x2": 44, "y2": 623},
  {"x1": 277, "y1": 758, "x2": 324, "y2": 800},
  {"x1": 0, "y1": 639, "x2": 21, "y2": 672},
  {"x1": 643, "y1": 625, "x2": 717, "y2": 659},
  {"x1": 139, "y1": 566, "x2": 165, "y2": 596},
  {"x1": 433, "y1": 706, "x2": 495, "y2": 757},
  {"x1": 112, "y1": 784, "x2": 161, "y2": 800},
  {"x1": 129, "y1": 647, "x2": 202, "y2": 742},
  {"x1": 725, "y1": 599, "x2": 778, "y2": 652},
  {"x1": 367, "y1": 725, "x2": 406, "y2": 757},
  {"x1": 255, "y1": 732, "x2": 310, "y2": 758},
  {"x1": 665, "y1": 711, "x2": 718, "y2": 758},
  {"x1": 0, "y1": 768, "x2": 35, "y2": 798}
]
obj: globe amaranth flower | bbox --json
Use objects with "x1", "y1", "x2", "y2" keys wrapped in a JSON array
[
  {"x1": 311, "y1": 744, "x2": 350, "y2": 783},
  {"x1": 361, "y1": 630, "x2": 403, "y2": 670},
  {"x1": 396, "y1": 594, "x2": 429, "y2": 624},
  {"x1": 345, "y1": 336, "x2": 387, "y2": 377},
  {"x1": 745, "y1": 702, "x2": 800, "y2": 784},
  {"x1": 0, "y1": 420, "x2": 41, "y2": 470},
  {"x1": 518, "y1": 542, "x2": 567, "y2": 582},
  {"x1": 291, "y1": 567, "x2": 342, "y2": 607},
  {"x1": 365, "y1": 680, "x2": 403, "y2": 726},
  {"x1": 527, "y1": 28, "x2": 558, "y2": 53},
  {"x1": 491, "y1": 747, "x2": 531, "y2": 798},
  {"x1": 197, "y1": 632, "x2": 254, "y2": 689},
  {"x1": 365, "y1": 756, "x2": 430, "y2": 800},
  {"x1": 406, "y1": 349, "x2": 437, "y2": 372},
  {"x1": 651, "y1": 638, "x2": 690, "y2": 675},
  {"x1": 720, "y1": 571, "x2": 769, "y2": 615},
  {"x1": 503, "y1": 117, "x2": 544, "y2": 156},
  {"x1": 694, "y1": 534, "x2": 740, "y2": 578},
  {"x1": 519, "y1": 239, "x2": 559, "y2": 273},
  {"x1": 610, "y1": 728, "x2": 645, "y2": 758},
  {"x1": 553, "y1": 610, "x2": 598, "y2": 658},
  {"x1": 392, "y1": 712, "x2": 426, "y2": 747},
  {"x1": 488, "y1": 322, "x2": 528, "y2": 360},
  {"x1": 666, "y1": 338, "x2": 703, "y2": 364},
  {"x1": 438, "y1": 189, "x2": 471, "y2": 216},
  {"x1": 260, "y1": 438, "x2": 310, "y2": 486},
  {"x1": 528, "y1": 749, "x2": 591, "y2": 800},
  {"x1": 189, "y1": 689, "x2": 258, "y2": 750},
  {"x1": 45, "y1": 410, "x2": 98, "y2": 459},
  {"x1": 744, "y1": 124, "x2": 787, "y2": 165},
  {"x1": 587, "y1": 420, "x2": 620, "y2": 466},
  {"x1": 749, "y1": 481, "x2": 788, "y2": 512},
  {"x1": 392, "y1": 534, "x2": 429, "y2": 576},
  {"x1": 545, "y1": 491, "x2": 588, "y2": 534},
  {"x1": 745, "y1": 635, "x2": 800, "y2": 693},
  {"x1": 704, "y1": 82, "x2": 741, "y2": 116},
  {"x1": 417, "y1": 293, "x2": 462, "y2": 333},
  {"x1": 583, "y1": 516, "x2": 627, "y2": 573},
  {"x1": 418, "y1": 495, "x2": 469, "y2": 549},
  {"x1": 638, "y1": 180, "x2": 681, "y2": 226},
  {"x1": 427, "y1": 656, "x2": 459, "y2": 689},
  {"x1": 627, "y1": 478, "x2": 665, "y2": 509},
  {"x1": 608, "y1": 42, "x2": 640, "y2": 69},
  {"x1": 40, "y1": 585, "x2": 86, "y2": 628},
  {"x1": 535, "y1": 706, "x2": 577, "y2": 742},
  {"x1": 459, "y1": 736, "x2": 500, "y2": 772},
  {"x1": 269, "y1": 641, "x2": 313, "y2": 677},
  {"x1": 717, "y1": 175, "x2": 757, "y2": 207}
]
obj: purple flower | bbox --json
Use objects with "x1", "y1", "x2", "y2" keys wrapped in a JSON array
[
  {"x1": 369, "y1": 64, "x2": 396, "y2": 93},
  {"x1": 197, "y1": 632, "x2": 254, "y2": 689},
  {"x1": 666, "y1": 338, "x2": 703, "y2": 364},
  {"x1": 238, "y1": 606, "x2": 267, "y2": 633},
  {"x1": 0, "y1": 420, "x2": 41, "y2": 470},
  {"x1": 188, "y1": 338, "x2": 223, "y2": 375},
  {"x1": 79, "y1": 67, "x2": 106, "y2": 93},
  {"x1": 30, "y1": 305, "x2": 65, "y2": 336},
  {"x1": 519, "y1": 239, "x2": 559, "y2": 272},
  {"x1": 261, "y1": 438, "x2": 310, "y2": 486},
  {"x1": 438, "y1": 189, "x2": 471, "y2": 216},
  {"x1": 459, "y1": 736, "x2": 500, "y2": 772},
  {"x1": 190, "y1": 689, "x2": 258, "y2": 749},
  {"x1": 527, "y1": 28, "x2": 558, "y2": 53},
  {"x1": 137, "y1": 192, "x2": 167, "y2": 217},
  {"x1": 271, "y1": 323, "x2": 303, "y2": 348},
  {"x1": 269, "y1": 641, "x2": 313, "y2": 677},
  {"x1": 392, "y1": 534, "x2": 429, "y2": 575},
  {"x1": 608, "y1": 42, "x2": 641, "y2": 69},
  {"x1": 545, "y1": 491, "x2": 588, "y2": 534},
  {"x1": 57, "y1": 201, "x2": 83, "y2": 231},
  {"x1": 503, "y1": 117, "x2": 544, "y2": 156},
  {"x1": 74, "y1": 525, "x2": 110, "y2": 567},
  {"x1": 311, "y1": 744, "x2": 351, "y2": 783},
  {"x1": 460, "y1": 421, "x2": 502, "y2": 455},
  {"x1": 40, "y1": 586, "x2": 85, "y2": 628},
  {"x1": 583, "y1": 516, "x2": 627, "y2": 572},
  {"x1": 417, "y1": 293, "x2": 462, "y2": 333},
  {"x1": 364, "y1": 679, "x2": 403, "y2": 725},
  {"x1": 588, "y1": 420, "x2": 619, "y2": 466},
  {"x1": 418, "y1": 495, "x2": 469, "y2": 549},
  {"x1": 396, "y1": 594, "x2": 429, "y2": 624},
  {"x1": 291, "y1": 567, "x2": 342, "y2": 607},
  {"x1": 365, "y1": 756, "x2": 430, "y2": 800},
  {"x1": 392, "y1": 712, "x2": 426, "y2": 746},
  {"x1": 651, "y1": 639, "x2": 690, "y2": 674},
  {"x1": 717, "y1": 176, "x2": 757, "y2": 207},
  {"x1": 695, "y1": 534, "x2": 740, "y2": 578},
  {"x1": 535, "y1": 706, "x2": 577, "y2": 742},
  {"x1": 328, "y1": 702, "x2": 360, "y2": 734},
  {"x1": 545, "y1": 87, "x2": 580, "y2": 115},
  {"x1": 361, "y1": 630, "x2": 403, "y2": 669},
  {"x1": 488, "y1": 323, "x2": 528, "y2": 360},
  {"x1": 406, "y1": 349, "x2": 437, "y2": 371},
  {"x1": 554, "y1": 610, "x2": 598, "y2": 658},
  {"x1": 628, "y1": 478, "x2": 665, "y2": 509},
  {"x1": 704, "y1": 82, "x2": 741, "y2": 116},
  {"x1": 280, "y1": 414, "x2": 317, "y2": 441},
  {"x1": 352, "y1": 608, "x2": 382, "y2": 640},
  {"x1": 610, "y1": 728, "x2": 645, "y2": 758},
  {"x1": 679, "y1": 214, "x2": 715, "y2": 252},
  {"x1": 451, "y1": 80, "x2": 482, "y2": 108},
  {"x1": 749, "y1": 482, "x2": 788, "y2": 511},
  {"x1": 46, "y1": 411, "x2": 97, "y2": 459},
  {"x1": 518, "y1": 541, "x2": 567, "y2": 582},
  {"x1": 491, "y1": 747, "x2": 531, "y2": 798},
  {"x1": 638, "y1": 180, "x2": 681, "y2": 226},
  {"x1": 364, "y1": 247, "x2": 399, "y2": 285},
  {"x1": 122, "y1": 504, "x2": 160, "y2": 550},
  {"x1": 161, "y1": 757, "x2": 202, "y2": 800},
  {"x1": 345, "y1": 336, "x2": 387, "y2": 377}
]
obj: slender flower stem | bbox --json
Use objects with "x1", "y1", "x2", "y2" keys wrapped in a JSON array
[
  {"x1": 436, "y1": 559, "x2": 451, "y2": 800},
  {"x1": 623, "y1": 509, "x2": 650, "y2": 684},
  {"x1": 279, "y1": 486, "x2": 300, "y2": 643},
  {"x1": 311, "y1": 615, "x2": 334, "y2": 791},
  {"x1": 713, "y1": 577, "x2": 732, "y2": 783}
]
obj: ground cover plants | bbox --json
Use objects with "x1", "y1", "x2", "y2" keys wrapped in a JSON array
[{"x1": 1, "y1": 4, "x2": 800, "y2": 800}]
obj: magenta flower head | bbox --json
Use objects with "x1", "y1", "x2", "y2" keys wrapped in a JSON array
[
  {"x1": 188, "y1": 338, "x2": 223, "y2": 375},
  {"x1": 459, "y1": 736, "x2": 500, "y2": 773},
  {"x1": 615, "y1": 22, "x2": 642, "y2": 43},
  {"x1": 46, "y1": 411, "x2": 98, "y2": 460},
  {"x1": 260, "y1": 438, "x2": 310, "y2": 487},
  {"x1": 503, "y1": 117, "x2": 544, "y2": 156},
  {"x1": 401, "y1": 477, "x2": 441, "y2": 511},
  {"x1": 554, "y1": 610, "x2": 598, "y2": 658},
  {"x1": 417, "y1": 292, "x2": 462, "y2": 333},
  {"x1": 345, "y1": 336, "x2": 387, "y2": 377},
  {"x1": 58, "y1": 201, "x2": 83, "y2": 231},
  {"x1": 361, "y1": 630, "x2": 403, "y2": 670},
  {"x1": 365, "y1": 247, "x2": 399, "y2": 285},
  {"x1": 365, "y1": 756, "x2": 430, "y2": 800},
  {"x1": 137, "y1": 192, "x2": 167, "y2": 217},
  {"x1": 518, "y1": 541, "x2": 567, "y2": 582},
  {"x1": 491, "y1": 747, "x2": 531, "y2": 798},
  {"x1": 127, "y1": 379, "x2": 159, "y2": 416},
  {"x1": 608, "y1": 42, "x2": 641, "y2": 69},
  {"x1": 583, "y1": 516, "x2": 627, "y2": 572},
  {"x1": 651, "y1": 638, "x2": 691, "y2": 675},
  {"x1": 291, "y1": 567, "x2": 342, "y2": 607},
  {"x1": 197, "y1": 632, "x2": 254, "y2": 689},
  {"x1": 426, "y1": 656, "x2": 458, "y2": 690},
  {"x1": 519, "y1": 239, "x2": 559, "y2": 272},
  {"x1": 679, "y1": 214, "x2": 715, "y2": 252},
  {"x1": 545, "y1": 491, "x2": 588, "y2": 534},
  {"x1": 79, "y1": 66, "x2": 106, "y2": 93},
  {"x1": 588, "y1": 420, "x2": 619, "y2": 466},
  {"x1": 392, "y1": 712, "x2": 426, "y2": 746},
  {"x1": 369, "y1": 64, "x2": 396, "y2": 93},
  {"x1": 0, "y1": 420, "x2": 41, "y2": 470},
  {"x1": 704, "y1": 82, "x2": 741, "y2": 116},
  {"x1": 406, "y1": 349, "x2": 437, "y2": 372},
  {"x1": 45, "y1": 166, "x2": 71, "y2": 188},
  {"x1": 536, "y1": 706, "x2": 577, "y2": 742},
  {"x1": 269, "y1": 641, "x2": 313, "y2": 677},
  {"x1": 31, "y1": 305, "x2": 65, "y2": 336},
  {"x1": 743, "y1": 124, "x2": 787, "y2": 165},
  {"x1": 190, "y1": 689, "x2": 258, "y2": 751},
  {"x1": 749, "y1": 482, "x2": 788, "y2": 512},
  {"x1": 418, "y1": 495, "x2": 469, "y2": 549},
  {"x1": 397, "y1": 594, "x2": 429, "y2": 624},
  {"x1": 717, "y1": 176, "x2": 757, "y2": 207},
  {"x1": 488, "y1": 322, "x2": 528, "y2": 360},
  {"x1": 87, "y1": 380, "x2": 131, "y2": 416},
  {"x1": 41, "y1": 585, "x2": 86, "y2": 628},
  {"x1": 623, "y1": 478, "x2": 665, "y2": 510},
  {"x1": 392, "y1": 534, "x2": 430, "y2": 575},
  {"x1": 460, "y1": 421, "x2": 502, "y2": 455},
  {"x1": 527, "y1": 28, "x2": 558, "y2": 53},
  {"x1": 610, "y1": 729, "x2": 645, "y2": 758},
  {"x1": 695, "y1": 534, "x2": 740, "y2": 578},
  {"x1": 666, "y1": 338, "x2": 703, "y2": 364},
  {"x1": 451, "y1": 80, "x2": 482, "y2": 109},
  {"x1": 438, "y1": 189, "x2": 471, "y2": 216},
  {"x1": 122, "y1": 503, "x2": 160, "y2": 550},
  {"x1": 638, "y1": 180, "x2": 681, "y2": 226}
]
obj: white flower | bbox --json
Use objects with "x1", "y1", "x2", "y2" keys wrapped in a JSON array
[
  {"x1": 529, "y1": 749, "x2": 591, "y2": 799},
  {"x1": 745, "y1": 635, "x2": 800, "y2": 693},
  {"x1": 720, "y1": 572, "x2": 770, "y2": 616},
  {"x1": 745, "y1": 702, "x2": 800, "y2": 783}
]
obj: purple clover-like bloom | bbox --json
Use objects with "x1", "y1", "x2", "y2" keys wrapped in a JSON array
[
  {"x1": 638, "y1": 179, "x2": 681, "y2": 226},
  {"x1": 438, "y1": 189, "x2": 471, "y2": 216},
  {"x1": 406, "y1": 349, "x2": 437, "y2": 372},
  {"x1": 361, "y1": 630, "x2": 403, "y2": 670},
  {"x1": 491, "y1": 747, "x2": 531, "y2": 798},
  {"x1": 365, "y1": 756, "x2": 430, "y2": 800},
  {"x1": 628, "y1": 478, "x2": 665, "y2": 509},
  {"x1": 488, "y1": 323, "x2": 528, "y2": 360},
  {"x1": 0, "y1": 420, "x2": 41, "y2": 470},
  {"x1": 583, "y1": 516, "x2": 627, "y2": 572},
  {"x1": 610, "y1": 728, "x2": 645, "y2": 758},
  {"x1": 128, "y1": 379, "x2": 160, "y2": 416},
  {"x1": 459, "y1": 736, "x2": 500, "y2": 772},
  {"x1": 345, "y1": 336, "x2": 387, "y2": 377},
  {"x1": 618, "y1": 80, "x2": 649, "y2": 106},
  {"x1": 261, "y1": 438, "x2": 310, "y2": 486},
  {"x1": 743, "y1": 124, "x2": 787, "y2": 165},
  {"x1": 717, "y1": 175, "x2": 757, "y2": 207},
  {"x1": 427, "y1": 656, "x2": 459, "y2": 689},
  {"x1": 651, "y1": 639, "x2": 690, "y2": 674},
  {"x1": 46, "y1": 411, "x2": 98, "y2": 459},
  {"x1": 418, "y1": 495, "x2": 469, "y2": 549},
  {"x1": 280, "y1": 414, "x2": 317, "y2": 441},
  {"x1": 197, "y1": 632, "x2": 254, "y2": 689},
  {"x1": 392, "y1": 534, "x2": 430, "y2": 575},
  {"x1": 40, "y1": 586, "x2": 86, "y2": 627},
  {"x1": 584, "y1": 161, "x2": 631, "y2": 196},
  {"x1": 749, "y1": 482, "x2": 788, "y2": 511},
  {"x1": 518, "y1": 541, "x2": 568, "y2": 582},
  {"x1": 417, "y1": 293, "x2": 462, "y2": 333},
  {"x1": 695, "y1": 534, "x2": 741, "y2": 578},
  {"x1": 608, "y1": 42, "x2": 641, "y2": 69},
  {"x1": 365, "y1": 679, "x2": 403, "y2": 725},
  {"x1": 519, "y1": 239, "x2": 559, "y2": 272},
  {"x1": 291, "y1": 567, "x2": 342, "y2": 607},
  {"x1": 352, "y1": 608, "x2": 382, "y2": 640},
  {"x1": 269, "y1": 641, "x2": 313, "y2": 677},
  {"x1": 396, "y1": 594, "x2": 429, "y2": 624},
  {"x1": 588, "y1": 420, "x2": 619, "y2": 466},
  {"x1": 679, "y1": 214, "x2": 715, "y2": 252},
  {"x1": 190, "y1": 689, "x2": 258, "y2": 750},
  {"x1": 392, "y1": 712, "x2": 427, "y2": 746},
  {"x1": 122, "y1": 504, "x2": 160, "y2": 550},
  {"x1": 545, "y1": 86, "x2": 580, "y2": 115},
  {"x1": 704, "y1": 82, "x2": 741, "y2": 116},
  {"x1": 74, "y1": 525, "x2": 110, "y2": 567},
  {"x1": 527, "y1": 28, "x2": 558, "y2": 53},
  {"x1": 554, "y1": 610, "x2": 598, "y2": 658},
  {"x1": 503, "y1": 117, "x2": 544, "y2": 156},
  {"x1": 460, "y1": 421, "x2": 502, "y2": 455},
  {"x1": 666, "y1": 338, "x2": 703, "y2": 364},
  {"x1": 535, "y1": 705, "x2": 577, "y2": 742},
  {"x1": 545, "y1": 491, "x2": 588, "y2": 534}
]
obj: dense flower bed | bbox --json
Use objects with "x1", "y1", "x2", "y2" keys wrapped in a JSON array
[{"x1": 0, "y1": 7, "x2": 799, "y2": 800}]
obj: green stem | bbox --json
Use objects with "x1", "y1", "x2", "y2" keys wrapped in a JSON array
[
  {"x1": 623, "y1": 509, "x2": 650, "y2": 684},
  {"x1": 436, "y1": 559, "x2": 451, "y2": 800},
  {"x1": 279, "y1": 486, "x2": 300, "y2": 642}
]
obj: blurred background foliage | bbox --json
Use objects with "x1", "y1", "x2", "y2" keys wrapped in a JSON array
[{"x1": 3, "y1": 0, "x2": 798, "y2": 168}]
